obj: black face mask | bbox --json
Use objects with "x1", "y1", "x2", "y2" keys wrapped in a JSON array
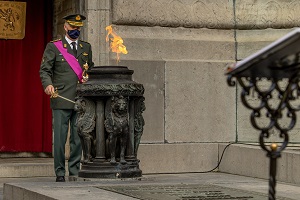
[{"x1": 67, "y1": 29, "x2": 80, "y2": 39}]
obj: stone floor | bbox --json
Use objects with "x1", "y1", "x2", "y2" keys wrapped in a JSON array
[{"x1": 2, "y1": 172, "x2": 300, "y2": 200}]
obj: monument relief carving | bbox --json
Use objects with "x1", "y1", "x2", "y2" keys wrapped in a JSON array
[
  {"x1": 75, "y1": 97, "x2": 96, "y2": 164},
  {"x1": 104, "y1": 95, "x2": 129, "y2": 164},
  {"x1": 236, "y1": 0, "x2": 300, "y2": 29},
  {"x1": 112, "y1": 0, "x2": 300, "y2": 29},
  {"x1": 112, "y1": 0, "x2": 234, "y2": 29},
  {"x1": 77, "y1": 84, "x2": 144, "y2": 96},
  {"x1": 0, "y1": 1, "x2": 26, "y2": 39},
  {"x1": 134, "y1": 97, "x2": 145, "y2": 157},
  {"x1": 76, "y1": 66, "x2": 145, "y2": 178}
]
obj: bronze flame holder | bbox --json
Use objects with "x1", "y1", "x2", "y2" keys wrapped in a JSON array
[{"x1": 76, "y1": 66, "x2": 145, "y2": 178}]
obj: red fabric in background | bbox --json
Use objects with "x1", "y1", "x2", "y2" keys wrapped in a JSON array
[{"x1": 0, "y1": 0, "x2": 53, "y2": 152}]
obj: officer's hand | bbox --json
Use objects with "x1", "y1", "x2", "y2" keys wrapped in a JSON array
[{"x1": 44, "y1": 85, "x2": 55, "y2": 95}]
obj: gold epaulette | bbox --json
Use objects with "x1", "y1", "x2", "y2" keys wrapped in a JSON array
[
  {"x1": 80, "y1": 40, "x2": 90, "y2": 44},
  {"x1": 50, "y1": 39, "x2": 61, "y2": 43}
]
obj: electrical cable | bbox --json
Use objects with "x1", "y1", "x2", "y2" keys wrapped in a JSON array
[
  {"x1": 198, "y1": 142, "x2": 235, "y2": 173},
  {"x1": 145, "y1": 142, "x2": 300, "y2": 175},
  {"x1": 198, "y1": 141, "x2": 300, "y2": 173}
]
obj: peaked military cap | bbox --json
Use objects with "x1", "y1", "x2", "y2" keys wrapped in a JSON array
[{"x1": 63, "y1": 14, "x2": 86, "y2": 27}]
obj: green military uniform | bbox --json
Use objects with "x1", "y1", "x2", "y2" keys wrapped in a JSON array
[
  {"x1": 40, "y1": 37, "x2": 94, "y2": 109},
  {"x1": 39, "y1": 14, "x2": 94, "y2": 179}
]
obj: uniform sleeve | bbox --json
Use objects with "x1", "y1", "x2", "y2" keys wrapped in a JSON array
[
  {"x1": 88, "y1": 44, "x2": 95, "y2": 69},
  {"x1": 39, "y1": 43, "x2": 56, "y2": 89}
]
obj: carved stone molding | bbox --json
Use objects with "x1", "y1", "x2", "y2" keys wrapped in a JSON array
[
  {"x1": 236, "y1": 0, "x2": 300, "y2": 29},
  {"x1": 112, "y1": 0, "x2": 234, "y2": 29},
  {"x1": 112, "y1": 0, "x2": 300, "y2": 29}
]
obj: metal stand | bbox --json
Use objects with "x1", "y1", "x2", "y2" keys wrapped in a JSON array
[
  {"x1": 76, "y1": 66, "x2": 145, "y2": 178},
  {"x1": 226, "y1": 28, "x2": 300, "y2": 199}
]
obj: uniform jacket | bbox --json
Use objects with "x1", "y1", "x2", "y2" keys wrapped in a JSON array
[{"x1": 40, "y1": 36, "x2": 94, "y2": 109}]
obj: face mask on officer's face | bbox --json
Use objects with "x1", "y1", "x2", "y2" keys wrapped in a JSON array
[{"x1": 68, "y1": 29, "x2": 80, "y2": 39}]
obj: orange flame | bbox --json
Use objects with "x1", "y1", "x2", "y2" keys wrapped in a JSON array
[{"x1": 105, "y1": 25, "x2": 128, "y2": 63}]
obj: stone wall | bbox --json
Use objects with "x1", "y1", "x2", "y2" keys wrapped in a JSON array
[{"x1": 52, "y1": 0, "x2": 300, "y2": 174}]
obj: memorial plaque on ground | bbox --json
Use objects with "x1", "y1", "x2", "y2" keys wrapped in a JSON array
[{"x1": 98, "y1": 184, "x2": 292, "y2": 200}]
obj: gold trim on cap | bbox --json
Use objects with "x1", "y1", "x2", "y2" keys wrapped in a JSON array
[{"x1": 66, "y1": 20, "x2": 83, "y2": 27}]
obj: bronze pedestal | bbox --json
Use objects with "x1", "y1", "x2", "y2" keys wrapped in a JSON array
[{"x1": 75, "y1": 66, "x2": 145, "y2": 178}]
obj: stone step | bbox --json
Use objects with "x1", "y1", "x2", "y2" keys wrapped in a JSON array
[
  {"x1": 1, "y1": 144, "x2": 300, "y2": 184},
  {"x1": 0, "y1": 158, "x2": 54, "y2": 178},
  {"x1": 219, "y1": 144, "x2": 300, "y2": 185}
]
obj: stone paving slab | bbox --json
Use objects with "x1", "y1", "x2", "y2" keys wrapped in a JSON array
[
  {"x1": 2, "y1": 173, "x2": 300, "y2": 200},
  {"x1": 98, "y1": 184, "x2": 288, "y2": 200}
]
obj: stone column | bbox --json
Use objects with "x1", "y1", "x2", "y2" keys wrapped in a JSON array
[{"x1": 85, "y1": 0, "x2": 111, "y2": 66}]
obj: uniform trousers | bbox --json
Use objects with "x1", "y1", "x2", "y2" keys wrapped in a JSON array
[{"x1": 52, "y1": 109, "x2": 82, "y2": 176}]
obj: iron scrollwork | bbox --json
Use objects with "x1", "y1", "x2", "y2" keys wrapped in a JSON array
[
  {"x1": 227, "y1": 74, "x2": 300, "y2": 200},
  {"x1": 228, "y1": 74, "x2": 300, "y2": 152}
]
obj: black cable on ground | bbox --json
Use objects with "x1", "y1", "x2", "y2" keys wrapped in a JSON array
[
  {"x1": 198, "y1": 142, "x2": 235, "y2": 173},
  {"x1": 145, "y1": 142, "x2": 297, "y2": 175}
]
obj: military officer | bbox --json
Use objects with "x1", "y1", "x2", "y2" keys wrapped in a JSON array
[{"x1": 39, "y1": 14, "x2": 94, "y2": 182}]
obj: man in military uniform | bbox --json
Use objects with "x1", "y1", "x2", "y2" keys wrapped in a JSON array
[{"x1": 40, "y1": 14, "x2": 94, "y2": 182}]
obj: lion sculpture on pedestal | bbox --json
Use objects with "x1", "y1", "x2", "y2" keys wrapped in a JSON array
[
  {"x1": 104, "y1": 95, "x2": 129, "y2": 164},
  {"x1": 74, "y1": 97, "x2": 96, "y2": 164}
]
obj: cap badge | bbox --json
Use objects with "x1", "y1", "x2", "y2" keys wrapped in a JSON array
[{"x1": 76, "y1": 15, "x2": 81, "y2": 20}]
